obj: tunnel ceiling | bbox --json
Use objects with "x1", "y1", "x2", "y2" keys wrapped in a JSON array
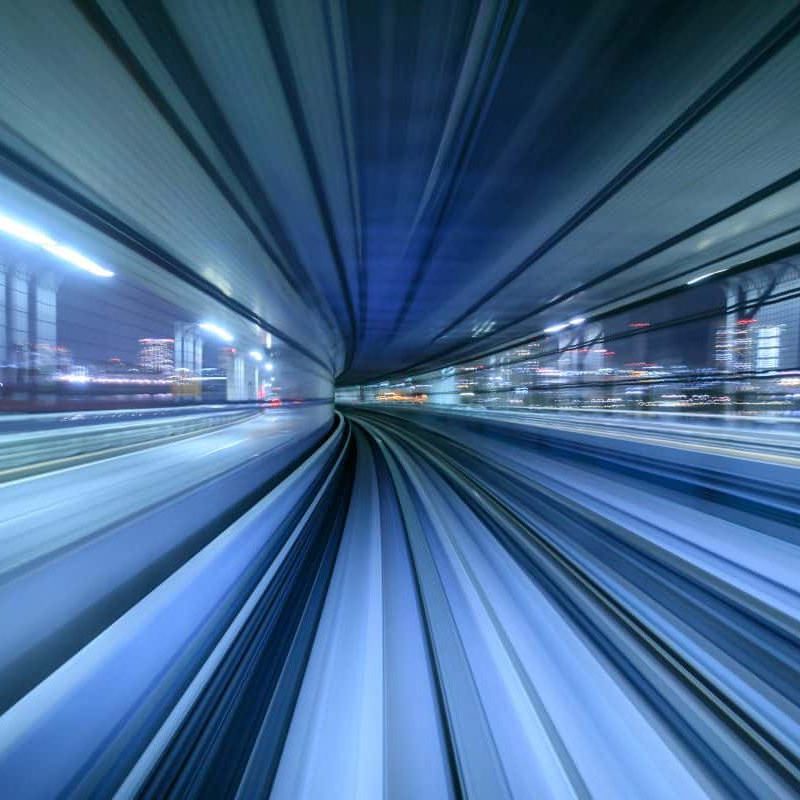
[{"x1": 1, "y1": 1, "x2": 800, "y2": 383}]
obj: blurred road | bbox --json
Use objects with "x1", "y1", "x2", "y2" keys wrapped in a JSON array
[
  {"x1": 0, "y1": 405, "x2": 331, "y2": 576},
  {"x1": 1, "y1": 405, "x2": 799, "y2": 798}
]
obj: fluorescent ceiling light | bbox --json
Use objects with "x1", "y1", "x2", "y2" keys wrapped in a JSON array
[
  {"x1": 199, "y1": 322, "x2": 234, "y2": 342},
  {"x1": 0, "y1": 211, "x2": 114, "y2": 277},
  {"x1": 0, "y1": 213, "x2": 54, "y2": 247},
  {"x1": 686, "y1": 267, "x2": 729, "y2": 286},
  {"x1": 42, "y1": 242, "x2": 113, "y2": 278},
  {"x1": 569, "y1": 316, "x2": 586, "y2": 326},
  {"x1": 543, "y1": 322, "x2": 569, "y2": 334}
]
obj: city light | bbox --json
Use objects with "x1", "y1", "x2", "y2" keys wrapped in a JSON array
[
  {"x1": 0, "y1": 211, "x2": 114, "y2": 277},
  {"x1": 471, "y1": 319, "x2": 496, "y2": 338},
  {"x1": 249, "y1": 350, "x2": 264, "y2": 361},
  {"x1": 56, "y1": 374, "x2": 171, "y2": 385},
  {"x1": 198, "y1": 322, "x2": 234, "y2": 342},
  {"x1": 266, "y1": 361, "x2": 275, "y2": 372}
]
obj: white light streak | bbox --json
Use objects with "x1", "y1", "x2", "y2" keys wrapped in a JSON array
[
  {"x1": 0, "y1": 211, "x2": 114, "y2": 277},
  {"x1": 0, "y1": 213, "x2": 53, "y2": 247},
  {"x1": 198, "y1": 322, "x2": 234, "y2": 342},
  {"x1": 42, "y1": 242, "x2": 113, "y2": 278},
  {"x1": 686, "y1": 267, "x2": 730, "y2": 286}
]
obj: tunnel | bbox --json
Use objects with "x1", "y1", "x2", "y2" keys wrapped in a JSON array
[{"x1": 0, "y1": 1, "x2": 799, "y2": 798}]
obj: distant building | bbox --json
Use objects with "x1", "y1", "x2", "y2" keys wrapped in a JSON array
[
  {"x1": 55, "y1": 346, "x2": 73, "y2": 373},
  {"x1": 218, "y1": 347, "x2": 247, "y2": 401},
  {"x1": 174, "y1": 322, "x2": 203, "y2": 376},
  {"x1": 138, "y1": 338, "x2": 174, "y2": 374},
  {"x1": 719, "y1": 262, "x2": 800, "y2": 374},
  {"x1": 105, "y1": 357, "x2": 137, "y2": 375},
  {"x1": 755, "y1": 326, "x2": 782, "y2": 371},
  {"x1": 715, "y1": 319, "x2": 784, "y2": 373},
  {"x1": 715, "y1": 321, "x2": 755, "y2": 372},
  {"x1": 0, "y1": 263, "x2": 59, "y2": 378}
]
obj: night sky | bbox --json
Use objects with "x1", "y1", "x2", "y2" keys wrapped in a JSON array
[
  {"x1": 57, "y1": 272, "x2": 187, "y2": 366},
  {"x1": 608, "y1": 283, "x2": 726, "y2": 368}
]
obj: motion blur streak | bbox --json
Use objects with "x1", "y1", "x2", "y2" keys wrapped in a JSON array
[
  {"x1": 0, "y1": 406, "x2": 797, "y2": 797},
  {"x1": 1, "y1": 0, "x2": 800, "y2": 798}
]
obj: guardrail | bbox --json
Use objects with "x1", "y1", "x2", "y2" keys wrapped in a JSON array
[{"x1": 0, "y1": 407, "x2": 259, "y2": 482}]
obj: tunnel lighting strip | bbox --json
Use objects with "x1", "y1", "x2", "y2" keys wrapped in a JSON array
[
  {"x1": 544, "y1": 316, "x2": 586, "y2": 334},
  {"x1": 686, "y1": 266, "x2": 731, "y2": 286},
  {"x1": 0, "y1": 211, "x2": 114, "y2": 277},
  {"x1": 198, "y1": 322, "x2": 234, "y2": 343}
]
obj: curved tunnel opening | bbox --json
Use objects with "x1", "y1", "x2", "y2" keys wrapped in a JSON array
[{"x1": 0, "y1": 2, "x2": 799, "y2": 798}]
